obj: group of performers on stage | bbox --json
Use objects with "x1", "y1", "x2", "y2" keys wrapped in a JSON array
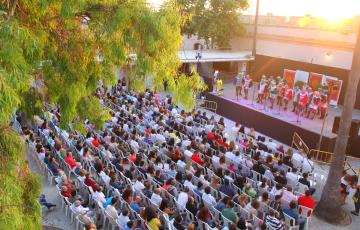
[{"x1": 232, "y1": 73, "x2": 330, "y2": 120}]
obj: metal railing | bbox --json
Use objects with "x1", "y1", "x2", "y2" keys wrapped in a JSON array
[
  {"x1": 308, "y1": 149, "x2": 334, "y2": 165},
  {"x1": 197, "y1": 99, "x2": 217, "y2": 113},
  {"x1": 291, "y1": 132, "x2": 310, "y2": 154}
]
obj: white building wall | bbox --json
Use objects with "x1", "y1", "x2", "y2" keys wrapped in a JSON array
[{"x1": 256, "y1": 39, "x2": 353, "y2": 69}]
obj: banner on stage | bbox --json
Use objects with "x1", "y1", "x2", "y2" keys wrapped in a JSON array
[
  {"x1": 294, "y1": 70, "x2": 309, "y2": 87},
  {"x1": 323, "y1": 76, "x2": 342, "y2": 106},
  {"x1": 309, "y1": 72, "x2": 324, "y2": 90},
  {"x1": 283, "y1": 69, "x2": 296, "y2": 88}
]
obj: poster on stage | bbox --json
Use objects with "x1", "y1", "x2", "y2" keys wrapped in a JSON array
[
  {"x1": 294, "y1": 70, "x2": 309, "y2": 88},
  {"x1": 309, "y1": 72, "x2": 324, "y2": 90},
  {"x1": 323, "y1": 76, "x2": 343, "y2": 106},
  {"x1": 283, "y1": 69, "x2": 296, "y2": 88}
]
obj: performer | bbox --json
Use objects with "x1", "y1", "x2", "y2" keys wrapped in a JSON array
[
  {"x1": 243, "y1": 74, "x2": 253, "y2": 100},
  {"x1": 306, "y1": 91, "x2": 321, "y2": 120},
  {"x1": 292, "y1": 85, "x2": 300, "y2": 112},
  {"x1": 319, "y1": 94, "x2": 328, "y2": 119},
  {"x1": 304, "y1": 86, "x2": 313, "y2": 116},
  {"x1": 213, "y1": 70, "x2": 219, "y2": 93},
  {"x1": 277, "y1": 80, "x2": 286, "y2": 107},
  {"x1": 268, "y1": 80, "x2": 278, "y2": 109},
  {"x1": 283, "y1": 84, "x2": 293, "y2": 111},
  {"x1": 296, "y1": 88, "x2": 308, "y2": 116},
  {"x1": 257, "y1": 75, "x2": 267, "y2": 104},
  {"x1": 216, "y1": 77, "x2": 223, "y2": 96},
  {"x1": 233, "y1": 72, "x2": 243, "y2": 100}
]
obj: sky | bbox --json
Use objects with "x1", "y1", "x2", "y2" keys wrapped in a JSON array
[{"x1": 148, "y1": 0, "x2": 360, "y2": 21}]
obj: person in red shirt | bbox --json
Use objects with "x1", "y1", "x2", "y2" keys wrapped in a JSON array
[
  {"x1": 84, "y1": 172, "x2": 98, "y2": 191},
  {"x1": 207, "y1": 132, "x2": 215, "y2": 140},
  {"x1": 92, "y1": 136, "x2": 100, "y2": 148},
  {"x1": 64, "y1": 152, "x2": 77, "y2": 169},
  {"x1": 61, "y1": 186, "x2": 71, "y2": 198},
  {"x1": 298, "y1": 190, "x2": 316, "y2": 216},
  {"x1": 191, "y1": 152, "x2": 203, "y2": 165}
]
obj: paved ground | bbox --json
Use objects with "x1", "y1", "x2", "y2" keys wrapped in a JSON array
[{"x1": 25, "y1": 144, "x2": 76, "y2": 230}]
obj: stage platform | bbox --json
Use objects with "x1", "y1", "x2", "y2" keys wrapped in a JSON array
[
  {"x1": 206, "y1": 93, "x2": 336, "y2": 152},
  {"x1": 205, "y1": 83, "x2": 360, "y2": 152}
]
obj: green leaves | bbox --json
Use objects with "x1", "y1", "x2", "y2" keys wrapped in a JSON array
[{"x1": 178, "y1": 0, "x2": 249, "y2": 48}]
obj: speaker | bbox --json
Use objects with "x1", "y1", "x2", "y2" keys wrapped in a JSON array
[
  {"x1": 332, "y1": 117, "x2": 360, "y2": 137},
  {"x1": 347, "y1": 136, "x2": 360, "y2": 158}
]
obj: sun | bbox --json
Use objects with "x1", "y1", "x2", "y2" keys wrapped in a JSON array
[{"x1": 309, "y1": 0, "x2": 358, "y2": 23}]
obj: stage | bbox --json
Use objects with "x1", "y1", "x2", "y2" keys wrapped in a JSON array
[{"x1": 205, "y1": 83, "x2": 360, "y2": 152}]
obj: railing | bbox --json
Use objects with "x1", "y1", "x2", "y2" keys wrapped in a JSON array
[
  {"x1": 197, "y1": 99, "x2": 217, "y2": 113},
  {"x1": 291, "y1": 132, "x2": 309, "y2": 154},
  {"x1": 308, "y1": 149, "x2": 334, "y2": 165}
]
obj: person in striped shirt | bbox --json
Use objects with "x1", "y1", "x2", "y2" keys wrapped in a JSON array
[{"x1": 265, "y1": 209, "x2": 284, "y2": 230}]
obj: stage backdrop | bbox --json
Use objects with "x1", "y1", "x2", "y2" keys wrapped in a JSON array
[
  {"x1": 283, "y1": 69, "x2": 296, "y2": 88},
  {"x1": 309, "y1": 72, "x2": 324, "y2": 90}
]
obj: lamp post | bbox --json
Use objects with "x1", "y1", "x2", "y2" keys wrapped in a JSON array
[{"x1": 195, "y1": 50, "x2": 202, "y2": 73}]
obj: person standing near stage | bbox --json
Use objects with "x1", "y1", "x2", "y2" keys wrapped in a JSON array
[
  {"x1": 243, "y1": 74, "x2": 253, "y2": 100},
  {"x1": 233, "y1": 72, "x2": 243, "y2": 100}
]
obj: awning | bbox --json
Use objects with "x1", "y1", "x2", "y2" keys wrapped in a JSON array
[{"x1": 178, "y1": 50, "x2": 254, "y2": 63}]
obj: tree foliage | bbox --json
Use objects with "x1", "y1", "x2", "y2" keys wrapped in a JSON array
[
  {"x1": 178, "y1": 0, "x2": 249, "y2": 48},
  {"x1": 0, "y1": 0, "x2": 204, "y2": 229}
]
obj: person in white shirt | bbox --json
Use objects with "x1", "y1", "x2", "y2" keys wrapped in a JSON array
[
  {"x1": 292, "y1": 150, "x2": 305, "y2": 169},
  {"x1": 184, "y1": 146, "x2": 193, "y2": 158},
  {"x1": 225, "y1": 148, "x2": 235, "y2": 162},
  {"x1": 130, "y1": 139, "x2": 139, "y2": 154},
  {"x1": 93, "y1": 186, "x2": 106, "y2": 204},
  {"x1": 150, "y1": 188, "x2": 163, "y2": 207},
  {"x1": 286, "y1": 168, "x2": 299, "y2": 187},
  {"x1": 177, "y1": 159, "x2": 186, "y2": 169},
  {"x1": 302, "y1": 155, "x2": 314, "y2": 174},
  {"x1": 182, "y1": 137, "x2": 191, "y2": 148},
  {"x1": 71, "y1": 200, "x2": 90, "y2": 216},
  {"x1": 38, "y1": 148, "x2": 46, "y2": 161},
  {"x1": 177, "y1": 187, "x2": 190, "y2": 210},
  {"x1": 266, "y1": 139, "x2": 277, "y2": 150},
  {"x1": 132, "y1": 177, "x2": 145, "y2": 191},
  {"x1": 184, "y1": 174, "x2": 196, "y2": 190},
  {"x1": 99, "y1": 169, "x2": 110, "y2": 185},
  {"x1": 281, "y1": 186, "x2": 297, "y2": 202},
  {"x1": 117, "y1": 209, "x2": 130, "y2": 229},
  {"x1": 229, "y1": 123, "x2": 240, "y2": 141},
  {"x1": 103, "y1": 145, "x2": 113, "y2": 160},
  {"x1": 202, "y1": 186, "x2": 216, "y2": 206}
]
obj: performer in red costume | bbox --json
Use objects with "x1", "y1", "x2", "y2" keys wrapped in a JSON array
[
  {"x1": 283, "y1": 84, "x2": 293, "y2": 111},
  {"x1": 257, "y1": 75, "x2": 267, "y2": 104},
  {"x1": 306, "y1": 91, "x2": 321, "y2": 119},
  {"x1": 277, "y1": 80, "x2": 286, "y2": 107},
  {"x1": 319, "y1": 94, "x2": 328, "y2": 119},
  {"x1": 296, "y1": 89, "x2": 308, "y2": 116}
]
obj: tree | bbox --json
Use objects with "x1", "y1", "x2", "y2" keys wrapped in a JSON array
[
  {"x1": 314, "y1": 24, "x2": 360, "y2": 225},
  {"x1": 178, "y1": 0, "x2": 249, "y2": 48},
  {"x1": 0, "y1": 0, "x2": 204, "y2": 229}
]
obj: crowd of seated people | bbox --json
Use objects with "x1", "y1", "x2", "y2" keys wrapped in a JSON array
[{"x1": 23, "y1": 80, "x2": 328, "y2": 230}]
